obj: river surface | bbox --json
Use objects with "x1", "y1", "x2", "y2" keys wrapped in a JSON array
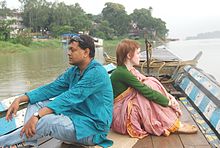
[
  {"x1": 0, "y1": 39, "x2": 219, "y2": 100},
  {"x1": 0, "y1": 47, "x2": 105, "y2": 100},
  {"x1": 166, "y1": 38, "x2": 220, "y2": 83}
]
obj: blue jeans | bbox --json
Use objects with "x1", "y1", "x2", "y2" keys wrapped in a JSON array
[{"x1": 0, "y1": 100, "x2": 94, "y2": 147}]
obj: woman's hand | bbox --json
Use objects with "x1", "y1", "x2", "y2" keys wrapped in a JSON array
[
  {"x1": 20, "y1": 116, "x2": 39, "y2": 138},
  {"x1": 168, "y1": 96, "x2": 182, "y2": 117}
]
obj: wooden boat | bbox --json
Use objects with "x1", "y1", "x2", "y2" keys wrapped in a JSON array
[
  {"x1": 104, "y1": 45, "x2": 202, "y2": 83},
  {"x1": 103, "y1": 45, "x2": 220, "y2": 147},
  {"x1": 1, "y1": 45, "x2": 220, "y2": 147}
]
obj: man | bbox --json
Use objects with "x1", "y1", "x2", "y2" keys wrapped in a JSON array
[{"x1": 0, "y1": 35, "x2": 113, "y2": 147}]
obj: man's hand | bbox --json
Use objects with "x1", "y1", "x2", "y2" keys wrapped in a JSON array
[
  {"x1": 6, "y1": 95, "x2": 29, "y2": 121},
  {"x1": 20, "y1": 116, "x2": 39, "y2": 138},
  {"x1": 19, "y1": 107, "x2": 54, "y2": 138},
  {"x1": 6, "y1": 98, "x2": 20, "y2": 121}
]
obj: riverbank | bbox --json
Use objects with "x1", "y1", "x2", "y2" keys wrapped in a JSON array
[
  {"x1": 0, "y1": 38, "x2": 148, "y2": 55},
  {"x1": 0, "y1": 39, "x2": 62, "y2": 54},
  {"x1": 103, "y1": 38, "x2": 146, "y2": 56}
]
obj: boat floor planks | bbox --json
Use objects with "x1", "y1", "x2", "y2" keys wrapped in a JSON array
[
  {"x1": 133, "y1": 103, "x2": 211, "y2": 148},
  {"x1": 36, "y1": 101, "x2": 211, "y2": 148}
]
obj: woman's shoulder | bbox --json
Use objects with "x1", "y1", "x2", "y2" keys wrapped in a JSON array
[
  {"x1": 112, "y1": 66, "x2": 129, "y2": 74},
  {"x1": 111, "y1": 66, "x2": 132, "y2": 80}
]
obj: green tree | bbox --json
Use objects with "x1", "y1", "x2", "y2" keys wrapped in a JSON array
[
  {"x1": 102, "y1": 2, "x2": 129, "y2": 36},
  {"x1": 50, "y1": 2, "x2": 71, "y2": 26},
  {"x1": 90, "y1": 20, "x2": 114, "y2": 40},
  {"x1": 152, "y1": 18, "x2": 169, "y2": 40},
  {"x1": 130, "y1": 8, "x2": 168, "y2": 39},
  {"x1": 11, "y1": 29, "x2": 32, "y2": 46},
  {"x1": 68, "y1": 3, "x2": 92, "y2": 33},
  {"x1": 0, "y1": 19, "x2": 15, "y2": 41},
  {"x1": 0, "y1": 0, "x2": 10, "y2": 17},
  {"x1": 130, "y1": 8, "x2": 154, "y2": 31},
  {"x1": 20, "y1": 0, "x2": 93, "y2": 36},
  {"x1": 20, "y1": 0, "x2": 51, "y2": 32},
  {"x1": 50, "y1": 25, "x2": 72, "y2": 37}
]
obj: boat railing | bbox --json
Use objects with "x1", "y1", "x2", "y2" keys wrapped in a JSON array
[{"x1": 103, "y1": 51, "x2": 202, "y2": 84}]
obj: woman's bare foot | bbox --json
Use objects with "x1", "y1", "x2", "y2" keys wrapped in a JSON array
[{"x1": 176, "y1": 123, "x2": 198, "y2": 134}]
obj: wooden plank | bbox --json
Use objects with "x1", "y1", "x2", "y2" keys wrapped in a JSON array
[
  {"x1": 38, "y1": 102, "x2": 211, "y2": 148},
  {"x1": 140, "y1": 48, "x2": 180, "y2": 62},
  {"x1": 0, "y1": 108, "x2": 26, "y2": 136},
  {"x1": 194, "y1": 146, "x2": 212, "y2": 148},
  {"x1": 152, "y1": 134, "x2": 183, "y2": 148},
  {"x1": 0, "y1": 96, "x2": 20, "y2": 112},
  {"x1": 39, "y1": 138, "x2": 64, "y2": 148},
  {"x1": 38, "y1": 136, "x2": 53, "y2": 146},
  {"x1": 132, "y1": 100, "x2": 211, "y2": 148},
  {"x1": 0, "y1": 96, "x2": 28, "y2": 118},
  {"x1": 132, "y1": 136, "x2": 153, "y2": 148},
  {"x1": 179, "y1": 103, "x2": 210, "y2": 147},
  {"x1": 39, "y1": 138, "x2": 101, "y2": 148},
  {"x1": 39, "y1": 100, "x2": 210, "y2": 148}
]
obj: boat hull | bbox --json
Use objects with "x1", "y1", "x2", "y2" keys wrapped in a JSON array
[{"x1": 176, "y1": 65, "x2": 220, "y2": 137}]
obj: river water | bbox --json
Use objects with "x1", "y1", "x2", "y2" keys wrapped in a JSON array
[
  {"x1": 0, "y1": 46, "x2": 105, "y2": 100},
  {"x1": 166, "y1": 38, "x2": 220, "y2": 83},
  {"x1": 0, "y1": 39, "x2": 219, "y2": 100}
]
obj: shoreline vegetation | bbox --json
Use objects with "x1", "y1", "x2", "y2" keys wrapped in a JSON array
[
  {"x1": 0, "y1": 38, "x2": 147, "y2": 55},
  {"x1": 0, "y1": 39, "x2": 61, "y2": 54},
  {"x1": 104, "y1": 38, "x2": 146, "y2": 56}
]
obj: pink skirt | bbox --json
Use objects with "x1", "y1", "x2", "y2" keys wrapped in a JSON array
[{"x1": 111, "y1": 77, "x2": 180, "y2": 138}]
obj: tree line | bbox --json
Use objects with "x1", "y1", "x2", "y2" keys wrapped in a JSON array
[{"x1": 0, "y1": 0, "x2": 169, "y2": 41}]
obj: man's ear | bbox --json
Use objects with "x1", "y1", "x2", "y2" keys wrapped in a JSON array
[{"x1": 84, "y1": 48, "x2": 90, "y2": 57}]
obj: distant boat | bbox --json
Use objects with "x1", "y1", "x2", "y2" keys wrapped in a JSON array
[
  {"x1": 93, "y1": 37, "x2": 103, "y2": 47},
  {"x1": 166, "y1": 38, "x2": 180, "y2": 41},
  {"x1": 61, "y1": 33, "x2": 103, "y2": 47}
]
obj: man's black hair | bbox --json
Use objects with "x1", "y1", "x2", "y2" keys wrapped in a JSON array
[{"x1": 69, "y1": 34, "x2": 95, "y2": 58}]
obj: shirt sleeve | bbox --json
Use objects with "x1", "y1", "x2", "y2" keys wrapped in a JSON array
[
  {"x1": 26, "y1": 68, "x2": 70, "y2": 104},
  {"x1": 46, "y1": 67, "x2": 107, "y2": 114},
  {"x1": 118, "y1": 68, "x2": 169, "y2": 106}
]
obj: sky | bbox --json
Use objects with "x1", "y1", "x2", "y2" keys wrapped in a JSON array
[{"x1": 6, "y1": 0, "x2": 220, "y2": 39}]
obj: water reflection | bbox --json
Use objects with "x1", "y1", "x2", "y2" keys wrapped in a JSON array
[
  {"x1": 0, "y1": 47, "x2": 105, "y2": 100},
  {"x1": 0, "y1": 48, "x2": 68, "y2": 100}
]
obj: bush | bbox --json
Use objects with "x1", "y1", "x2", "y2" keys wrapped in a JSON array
[{"x1": 11, "y1": 30, "x2": 32, "y2": 46}]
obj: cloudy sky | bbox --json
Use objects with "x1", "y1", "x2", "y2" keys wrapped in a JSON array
[{"x1": 6, "y1": 0, "x2": 220, "y2": 39}]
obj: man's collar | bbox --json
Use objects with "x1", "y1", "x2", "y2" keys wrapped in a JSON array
[{"x1": 76, "y1": 59, "x2": 95, "y2": 75}]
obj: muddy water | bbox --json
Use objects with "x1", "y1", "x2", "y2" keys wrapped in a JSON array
[{"x1": 0, "y1": 47, "x2": 105, "y2": 100}]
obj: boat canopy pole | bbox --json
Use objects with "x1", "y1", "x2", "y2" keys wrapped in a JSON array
[{"x1": 145, "y1": 39, "x2": 150, "y2": 75}]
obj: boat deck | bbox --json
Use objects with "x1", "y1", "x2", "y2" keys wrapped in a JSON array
[
  {"x1": 140, "y1": 46, "x2": 180, "y2": 62},
  {"x1": 37, "y1": 93, "x2": 211, "y2": 148},
  {"x1": 133, "y1": 103, "x2": 210, "y2": 148}
]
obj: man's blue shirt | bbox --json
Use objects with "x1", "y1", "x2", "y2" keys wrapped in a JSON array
[{"x1": 26, "y1": 60, "x2": 113, "y2": 147}]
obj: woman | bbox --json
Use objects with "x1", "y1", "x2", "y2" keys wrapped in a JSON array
[{"x1": 110, "y1": 39, "x2": 197, "y2": 138}]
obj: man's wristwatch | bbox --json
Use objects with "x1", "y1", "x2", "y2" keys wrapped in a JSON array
[{"x1": 33, "y1": 112, "x2": 41, "y2": 120}]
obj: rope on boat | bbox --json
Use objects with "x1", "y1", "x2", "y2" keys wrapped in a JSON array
[{"x1": 140, "y1": 59, "x2": 190, "y2": 83}]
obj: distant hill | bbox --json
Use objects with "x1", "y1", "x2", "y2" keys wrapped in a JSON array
[{"x1": 186, "y1": 31, "x2": 220, "y2": 40}]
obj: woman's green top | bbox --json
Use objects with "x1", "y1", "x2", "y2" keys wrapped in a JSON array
[{"x1": 110, "y1": 66, "x2": 169, "y2": 107}]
